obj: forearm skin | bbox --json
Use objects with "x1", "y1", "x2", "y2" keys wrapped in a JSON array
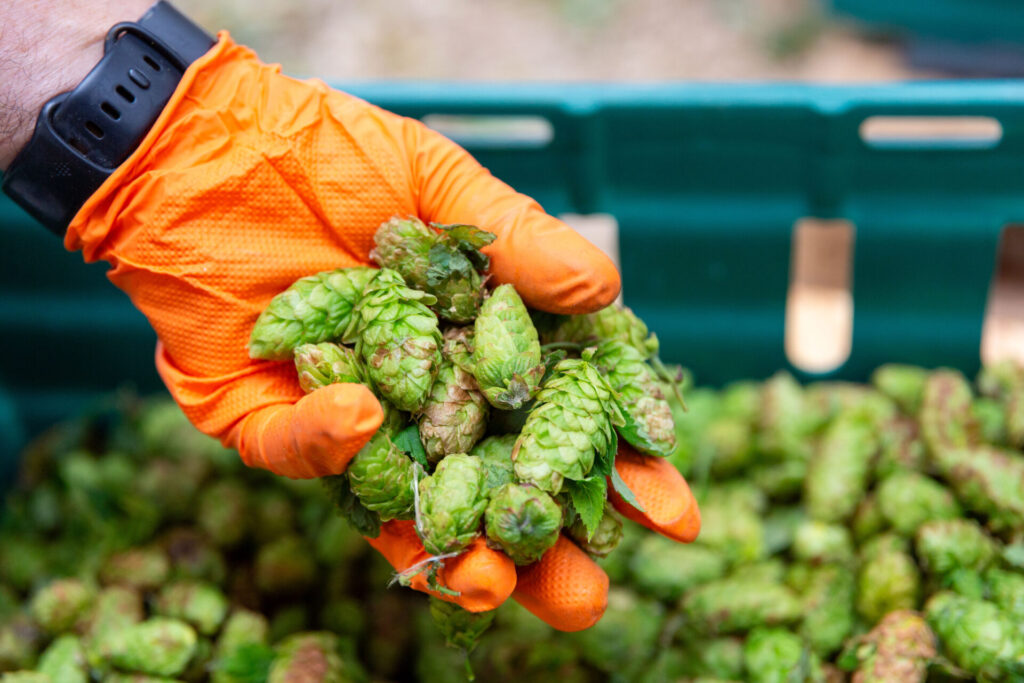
[{"x1": 0, "y1": 0, "x2": 152, "y2": 169}]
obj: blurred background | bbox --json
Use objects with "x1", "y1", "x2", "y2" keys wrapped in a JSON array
[{"x1": 173, "y1": 0, "x2": 1024, "y2": 83}]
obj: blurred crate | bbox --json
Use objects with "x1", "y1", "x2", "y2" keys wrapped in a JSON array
[
  {"x1": 830, "y1": 0, "x2": 1024, "y2": 45},
  {"x1": 4, "y1": 81, "x2": 1024, "y2": 465}
]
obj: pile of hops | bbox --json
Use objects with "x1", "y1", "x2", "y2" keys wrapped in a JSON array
[{"x1": 248, "y1": 217, "x2": 687, "y2": 588}]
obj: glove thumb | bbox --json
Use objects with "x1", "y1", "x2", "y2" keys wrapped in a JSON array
[{"x1": 226, "y1": 382, "x2": 383, "y2": 478}]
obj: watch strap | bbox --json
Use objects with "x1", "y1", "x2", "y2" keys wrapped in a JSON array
[{"x1": 1, "y1": 1, "x2": 215, "y2": 236}]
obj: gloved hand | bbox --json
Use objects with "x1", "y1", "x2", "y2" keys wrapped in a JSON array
[{"x1": 65, "y1": 33, "x2": 699, "y2": 631}]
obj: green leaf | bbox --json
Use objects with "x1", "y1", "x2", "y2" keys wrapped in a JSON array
[
  {"x1": 435, "y1": 223, "x2": 497, "y2": 251},
  {"x1": 425, "y1": 244, "x2": 476, "y2": 287},
  {"x1": 592, "y1": 429, "x2": 618, "y2": 477},
  {"x1": 392, "y1": 424, "x2": 430, "y2": 470},
  {"x1": 610, "y1": 466, "x2": 644, "y2": 513},
  {"x1": 566, "y1": 476, "x2": 607, "y2": 540},
  {"x1": 321, "y1": 474, "x2": 381, "y2": 538}
]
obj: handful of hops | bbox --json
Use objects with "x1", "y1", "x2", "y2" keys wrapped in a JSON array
[{"x1": 248, "y1": 216, "x2": 689, "y2": 600}]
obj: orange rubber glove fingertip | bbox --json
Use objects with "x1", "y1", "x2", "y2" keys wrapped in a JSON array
[
  {"x1": 610, "y1": 445, "x2": 701, "y2": 543},
  {"x1": 513, "y1": 536, "x2": 609, "y2": 632}
]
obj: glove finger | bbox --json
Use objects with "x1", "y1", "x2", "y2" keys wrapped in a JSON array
[
  {"x1": 608, "y1": 444, "x2": 701, "y2": 543},
  {"x1": 512, "y1": 535, "x2": 609, "y2": 632},
  {"x1": 222, "y1": 381, "x2": 383, "y2": 479},
  {"x1": 366, "y1": 520, "x2": 517, "y2": 613},
  {"x1": 408, "y1": 119, "x2": 621, "y2": 314}
]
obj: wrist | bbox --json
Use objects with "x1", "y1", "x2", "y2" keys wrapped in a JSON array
[{"x1": 0, "y1": 1, "x2": 153, "y2": 170}]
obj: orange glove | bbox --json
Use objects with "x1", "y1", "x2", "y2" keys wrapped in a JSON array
[{"x1": 65, "y1": 33, "x2": 698, "y2": 630}]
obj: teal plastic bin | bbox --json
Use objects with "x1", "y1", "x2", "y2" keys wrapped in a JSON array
[
  {"x1": 830, "y1": 0, "x2": 1024, "y2": 45},
  {"x1": 3, "y1": 81, "x2": 1024, "y2": 462}
]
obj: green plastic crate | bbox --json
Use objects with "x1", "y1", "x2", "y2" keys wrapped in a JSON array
[
  {"x1": 3, "y1": 81, "x2": 1024, "y2": 468},
  {"x1": 830, "y1": 0, "x2": 1024, "y2": 45}
]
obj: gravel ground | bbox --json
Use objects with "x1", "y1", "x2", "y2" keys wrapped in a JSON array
[{"x1": 175, "y1": 0, "x2": 931, "y2": 82}]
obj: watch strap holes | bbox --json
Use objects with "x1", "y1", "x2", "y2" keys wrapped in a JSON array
[
  {"x1": 100, "y1": 102, "x2": 121, "y2": 120},
  {"x1": 143, "y1": 55, "x2": 161, "y2": 71},
  {"x1": 115, "y1": 85, "x2": 135, "y2": 103},
  {"x1": 85, "y1": 121, "x2": 105, "y2": 139}
]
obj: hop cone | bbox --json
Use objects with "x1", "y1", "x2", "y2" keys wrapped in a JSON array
[
  {"x1": 792, "y1": 521, "x2": 854, "y2": 565},
  {"x1": 82, "y1": 587, "x2": 143, "y2": 668},
  {"x1": 417, "y1": 454, "x2": 487, "y2": 556},
  {"x1": 255, "y1": 536, "x2": 317, "y2": 597},
  {"x1": 370, "y1": 217, "x2": 495, "y2": 323},
  {"x1": 846, "y1": 610, "x2": 935, "y2": 683},
  {"x1": 978, "y1": 359, "x2": 1024, "y2": 447},
  {"x1": 871, "y1": 364, "x2": 929, "y2": 415},
  {"x1": 925, "y1": 592, "x2": 1023, "y2": 679},
  {"x1": 743, "y1": 628, "x2": 824, "y2": 683},
  {"x1": 627, "y1": 536, "x2": 727, "y2": 601},
  {"x1": 418, "y1": 355, "x2": 488, "y2": 464},
  {"x1": 569, "y1": 589, "x2": 664, "y2": 676},
  {"x1": 428, "y1": 597, "x2": 495, "y2": 652},
  {"x1": 986, "y1": 568, "x2": 1024, "y2": 622},
  {"x1": 593, "y1": 340, "x2": 675, "y2": 457},
  {"x1": 874, "y1": 416, "x2": 926, "y2": 480},
  {"x1": 683, "y1": 575, "x2": 802, "y2": 635},
  {"x1": 512, "y1": 355, "x2": 622, "y2": 493},
  {"x1": 472, "y1": 284, "x2": 544, "y2": 409},
  {"x1": 99, "y1": 548, "x2": 169, "y2": 590},
  {"x1": 567, "y1": 501, "x2": 624, "y2": 558},
  {"x1": 484, "y1": 483, "x2": 561, "y2": 565},
  {"x1": 914, "y1": 518, "x2": 999, "y2": 577},
  {"x1": 249, "y1": 266, "x2": 376, "y2": 360},
  {"x1": 108, "y1": 618, "x2": 198, "y2": 677},
  {"x1": 797, "y1": 564, "x2": 856, "y2": 657},
  {"x1": 294, "y1": 342, "x2": 368, "y2": 392},
  {"x1": 343, "y1": 268, "x2": 442, "y2": 412},
  {"x1": 267, "y1": 632, "x2": 347, "y2": 683},
  {"x1": 919, "y1": 370, "x2": 978, "y2": 453},
  {"x1": 37, "y1": 634, "x2": 87, "y2": 683},
  {"x1": 153, "y1": 581, "x2": 229, "y2": 636},
  {"x1": 546, "y1": 303, "x2": 659, "y2": 358},
  {"x1": 875, "y1": 472, "x2": 960, "y2": 536},
  {"x1": 804, "y1": 410, "x2": 877, "y2": 523},
  {"x1": 470, "y1": 434, "x2": 516, "y2": 490},
  {"x1": 215, "y1": 609, "x2": 269, "y2": 656},
  {"x1": 346, "y1": 431, "x2": 418, "y2": 521},
  {"x1": 930, "y1": 444, "x2": 1024, "y2": 532},
  {"x1": 856, "y1": 549, "x2": 920, "y2": 624},
  {"x1": 30, "y1": 578, "x2": 95, "y2": 635}
]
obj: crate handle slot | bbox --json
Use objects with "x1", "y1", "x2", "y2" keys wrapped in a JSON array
[
  {"x1": 860, "y1": 115, "x2": 1002, "y2": 150},
  {"x1": 421, "y1": 114, "x2": 554, "y2": 149}
]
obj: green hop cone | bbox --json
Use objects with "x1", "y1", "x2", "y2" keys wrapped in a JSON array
[
  {"x1": 696, "y1": 496, "x2": 766, "y2": 567},
  {"x1": 792, "y1": 521, "x2": 854, "y2": 565},
  {"x1": 484, "y1": 483, "x2": 561, "y2": 565},
  {"x1": 512, "y1": 355, "x2": 621, "y2": 493},
  {"x1": 683, "y1": 575, "x2": 802, "y2": 635},
  {"x1": 930, "y1": 444, "x2": 1024, "y2": 532},
  {"x1": 0, "y1": 615, "x2": 42, "y2": 671},
  {"x1": 546, "y1": 303, "x2": 659, "y2": 359},
  {"x1": 472, "y1": 284, "x2": 544, "y2": 409},
  {"x1": 428, "y1": 597, "x2": 495, "y2": 653},
  {"x1": 925, "y1": 592, "x2": 1023, "y2": 679},
  {"x1": 248, "y1": 266, "x2": 376, "y2": 360},
  {"x1": 674, "y1": 637, "x2": 745, "y2": 680},
  {"x1": 153, "y1": 581, "x2": 229, "y2": 636},
  {"x1": 108, "y1": 618, "x2": 197, "y2": 677},
  {"x1": 417, "y1": 352, "x2": 489, "y2": 464},
  {"x1": 874, "y1": 416, "x2": 927, "y2": 479},
  {"x1": 567, "y1": 501, "x2": 623, "y2": 558},
  {"x1": 919, "y1": 370, "x2": 978, "y2": 453},
  {"x1": 985, "y1": 568, "x2": 1024, "y2": 622},
  {"x1": 871, "y1": 364, "x2": 929, "y2": 415},
  {"x1": 293, "y1": 342, "x2": 368, "y2": 392},
  {"x1": 794, "y1": 564, "x2": 856, "y2": 657},
  {"x1": 197, "y1": 479, "x2": 249, "y2": 548},
  {"x1": 851, "y1": 494, "x2": 887, "y2": 543},
  {"x1": 470, "y1": 434, "x2": 517, "y2": 490},
  {"x1": 627, "y1": 536, "x2": 727, "y2": 601},
  {"x1": 592, "y1": 340, "x2": 676, "y2": 457},
  {"x1": 914, "y1": 518, "x2": 999, "y2": 578},
  {"x1": 842, "y1": 610, "x2": 935, "y2": 683},
  {"x1": 743, "y1": 628, "x2": 824, "y2": 683},
  {"x1": 267, "y1": 632, "x2": 347, "y2": 683},
  {"x1": 0, "y1": 673, "x2": 51, "y2": 683},
  {"x1": 82, "y1": 586, "x2": 144, "y2": 668},
  {"x1": 569, "y1": 588, "x2": 664, "y2": 677},
  {"x1": 29, "y1": 578, "x2": 96, "y2": 635},
  {"x1": 99, "y1": 548, "x2": 169, "y2": 590},
  {"x1": 875, "y1": 471, "x2": 960, "y2": 536},
  {"x1": 978, "y1": 359, "x2": 1024, "y2": 447},
  {"x1": 418, "y1": 454, "x2": 488, "y2": 556},
  {"x1": 804, "y1": 409, "x2": 877, "y2": 523},
  {"x1": 346, "y1": 431, "x2": 419, "y2": 521},
  {"x1": 343, "y1": 267, "x2": 443, "y2": 412},
  {"x1": 215, "y1": 609, "x2": 269, "y2": 656},
  {"x1": 370, "y1": 217, "x2": 495, "y2": 323},
  {"x1": 856, "y1": 548, "x2": 921, "y2": 624},
  {"x1": 36, "y1": 635, "x2": 87, "y2": 683}
]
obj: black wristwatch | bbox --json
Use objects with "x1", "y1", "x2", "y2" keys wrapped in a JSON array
[{"x1": 0, "y1": 1, "x2": 215, "y2": 236}]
